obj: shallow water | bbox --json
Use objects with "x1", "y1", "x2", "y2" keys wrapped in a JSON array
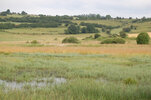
[{"x1": 0, "y1": 77, "x2": 66, "y2": 90}]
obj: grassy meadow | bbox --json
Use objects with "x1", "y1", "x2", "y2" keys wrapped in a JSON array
[
  {"x1": 0, "y1": 14, "x2": 151, "y2": 100},
  {"x1": 0, "y1": 53, "x2": 151, "y2": 100}
]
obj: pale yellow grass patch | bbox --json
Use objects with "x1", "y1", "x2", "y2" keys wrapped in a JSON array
[{"x1": 128, "y1": 32, "x2": 151, "y2": 38}]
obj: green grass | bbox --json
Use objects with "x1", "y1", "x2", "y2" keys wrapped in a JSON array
[
  {"x1": 4, "y1": 27, "x2": 66, "y2": 35},
  {"x1": 0, "y1": 53, "x2": 151, "y2": 100},
  {"x1": 131, "y1": 22, "x2": 151, "y2": 33},
  {"x1": 0, "y1": 17, "x2": 151, "y2": 100},
  {"x1": 72, "y1": 20, "x2": 123, "y2": 26}
]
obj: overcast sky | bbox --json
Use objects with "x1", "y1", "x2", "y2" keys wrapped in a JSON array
[{"x1": 0, "y1": 0, "x2": 151, "y2": 18}]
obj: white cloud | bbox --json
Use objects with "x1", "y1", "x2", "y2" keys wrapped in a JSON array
[{"x1": 0, "y1": 0, "x2": 151, "y2": 17}]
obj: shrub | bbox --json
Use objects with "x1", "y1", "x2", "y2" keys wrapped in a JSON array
[
  {"x1": 101, "y1": 38, "x2": 125, "y2": 44},
  {"x1": 120, "y1": 31, "x2": 127, "y2": 38},
  {"x1": 106, "y1": 30, "x2": 111, "y2": 34},
  {"x1": 64, "y1": 24, "x2": 80, "y2": 34},
  {"x1": 86, "y1": 24, "x2": 99, "y2": 33},
  {"x1": 62, "y1": 37, "x2": 80, "y2": 43},
  {"x1": 123, "y1": 27, "x2": 131, "y2": 33},
  {"x1": 123, "y1": 78, "x2": 137, "y2": 85},
  {"x1": 109, "y1": 34, "x2": 119, "y2": 38},
  {"x1": 136, "y1": 32, "x2": 150, "y2": 44},
  {"x1": 31, "y1": 40, "x2": 39, "y2": 44},
  {"x1": 94, "y1": 33, "x2": 101, "y2": 39},
  {"x1": 102, "y1": 27, "x2": 106, "y2": 32},
  {"x1": 81, "y1": 25, "x2": 99, "y2": 33}
]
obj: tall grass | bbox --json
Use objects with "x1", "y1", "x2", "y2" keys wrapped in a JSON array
[{"x1": 0, "y1": 53, "x2": 151, "y2": 99}]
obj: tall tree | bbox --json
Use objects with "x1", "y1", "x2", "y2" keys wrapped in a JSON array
[{"x1": 21, "y1": 11, "x2": 27, "y2": 15}]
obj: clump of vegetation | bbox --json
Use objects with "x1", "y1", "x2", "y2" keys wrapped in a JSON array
[
  {"x1": 136, "y1": 32, "x2": 150, "y2": 44},
  {"x1": 65, "y1": 24, "x2": 80, "y2": 34},
  {"x1": 94, "y1": 33, "x2": 101, "y2": 39},
  {"x1": 101, "y1": 38, "x2": 125, "y2": 44},
  {"x1": 120, "y1": 31, "x2": 127, "y2": 38},
  {"x1": 85, "y1": 24, "x2": 99, "y2": 33},
  {"x1": 106, "y1": 29, "x2": 111, "y2": 34},
  {"x1": 80, "y1": 25, "x2": 99, "y2": 33},
  {"x1": 30, "y1": 40, "x2": 39, "y2": 44},
  {"x1": 109, "y1": 34, "x2": 119, "y2": 38},
  {"x1": 123, "y1": 78, "x2": 137, "y2": 85},
  {"x1": 122, "y1": 27, "x2": 131, "y2": 33},
  {"x1": 62, "y1": 37, "x2": 80, "y2": 43}
]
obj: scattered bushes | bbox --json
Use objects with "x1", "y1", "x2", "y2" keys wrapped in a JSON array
[
  {"x1": 0, "y1": 23, "x2": 15, "y2": 29},
  {"x1": 101, "y1": 38, "x2": 125, "y2": 44},
  {"x1": 62, "y1": 37, "x2": 80, "y2": 43},
  {"x1": 81, "y1": 24, "x2": 99, "y2": 33},
  {"x1": 136, "y1": 32, "x2": 150, "y2": 44}
]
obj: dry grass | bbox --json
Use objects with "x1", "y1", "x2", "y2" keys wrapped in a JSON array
[
  {"x1": 0, "y1": 44, "x2": 151, "y2": 55},
  {"x1": 128, "y1": 32, "x2": 151, "y2": 38}
]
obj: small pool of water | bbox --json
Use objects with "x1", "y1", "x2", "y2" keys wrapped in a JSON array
[{"x1": 0, "y1": 77, "x2": 66, "y2": 90}]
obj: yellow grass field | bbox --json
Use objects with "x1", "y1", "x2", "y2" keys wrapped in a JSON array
[{"x1": 0, "y1": 44, "x2": 151, "y2": 55}]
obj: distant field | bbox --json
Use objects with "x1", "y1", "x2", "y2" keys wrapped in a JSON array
[
  {"x1": 4, "y1": 27, "x2": 66, "y2": 35},
  {"x1": 72, "y1": 20, "x2": 123, "y2": 26},
  {"x1": 131, "y1": 22, "x2": 151, "y2": 33},
  {"x1": 73, "y1": 19, "x2": 151, "y2": 34}
]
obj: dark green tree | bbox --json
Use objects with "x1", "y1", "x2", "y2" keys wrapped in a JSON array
[
  {"x1": 86, "y1": 24, "x2": 99, "y2": 33},
  {"x1": 81, "y1": 27, "x2": 87, "y2": 33},
  {"x1": 21, "y1": 11, "x2": 27, "y2": 15},
  {"x1": 106, "y1": 15, "x2": 112, "y2": 19},
  {"x1": 6, "y1": 9, "x2": 11, "y2": 14},
  {"x1": 65, "y1": 24, "x2": 80, "y2": 34}
]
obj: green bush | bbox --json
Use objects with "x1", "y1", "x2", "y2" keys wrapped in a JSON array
[
  {"x1": 123, "y1": 78, "x2": 137, "y2": 85},
  {"x1": 123, "y1": 27, "x2": 131, "y2": 33},
  {"x1": 31, "y1": 40, "x2": 39, "y2": 44},
  {"x1": 62, "y1": 37, "x2": 80, "y2": 43},
  {"x1": 94, "y1": 33, "x2": 101, "y2": 39},
  {"x1": 109, "y1": 34, "x2": 119, "y2": 38},
  {"x1": 136, "y1": 32, "x2": 150, "y2": 44},
  {"x1": 101, "y1": 38, "x2": 125, "y2": 44},
  {"x1": 106, "y1": 30, "x2": 111, "y2": 34},
  {"x1": 64, "y1": 24, "x2": 80, "y2": 34},
  {"x1": 120, "y1": 31, "x2": 127, "y2": 38}
]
